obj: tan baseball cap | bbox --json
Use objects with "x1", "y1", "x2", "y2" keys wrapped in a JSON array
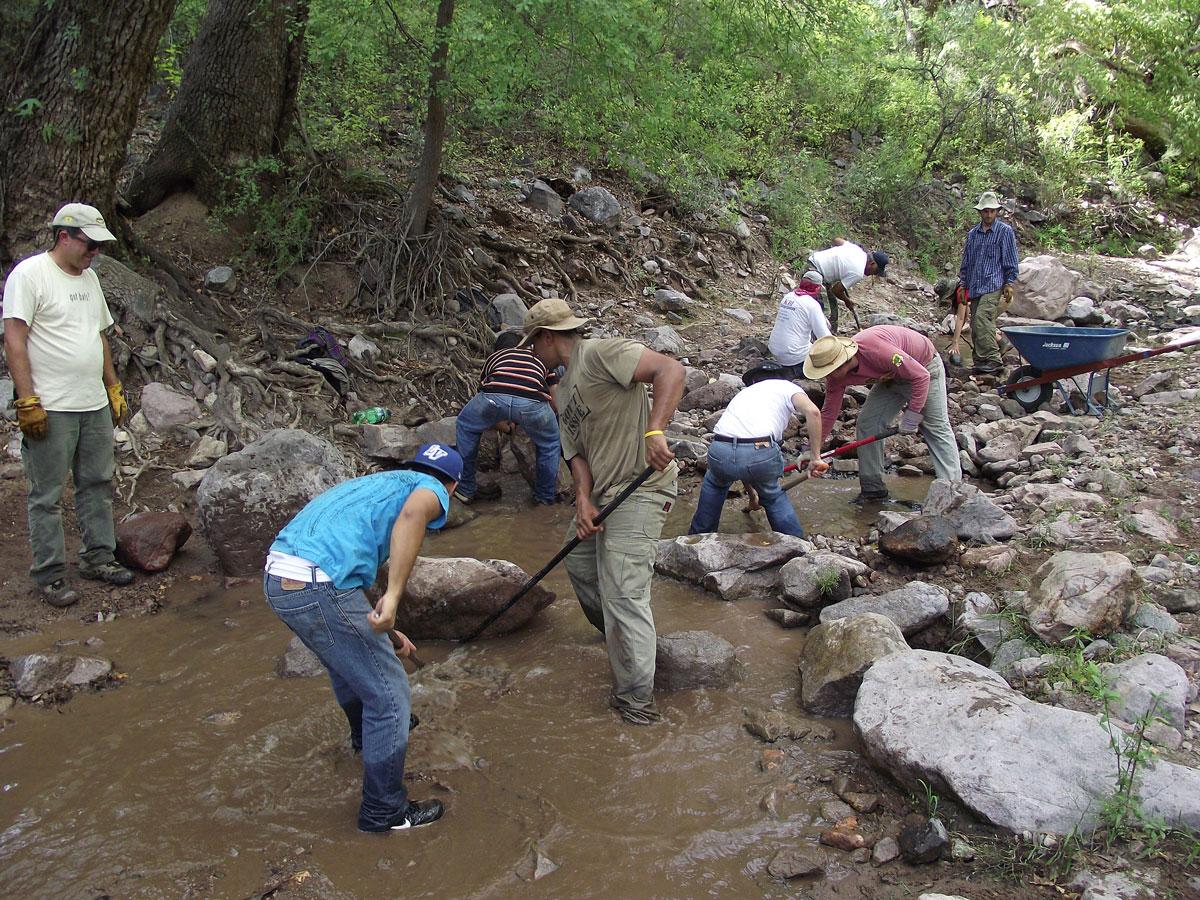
[
  {"x1": 803, "y1": 335, "x2": 859, "y2": 379},
  {"x1": 51, "y1": 203, "x2": 116, "y2": 242},
  {"x1": 519, "y1": 298, "x2": 591, "y2": 345}
]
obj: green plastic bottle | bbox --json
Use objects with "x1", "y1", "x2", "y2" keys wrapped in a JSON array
[{"x1": 352, "y1": 407, "x2": 391, "y2": 425}]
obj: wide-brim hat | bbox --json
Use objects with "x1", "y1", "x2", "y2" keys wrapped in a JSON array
[
  {"x1": 402, "y1": 442, "x2": 463, "y2": 483},
  {"x1": 803, "y1": 335, "x2": 859, "y2": 379},
  {"x1": 519, "y1": 297, "x2": 591, "y2": 345},
  {"x1": 51, "y1": 202, "x2": 116, "y2": 242},
  {"x1": 974, "y1": 191, "x2": 1002, "y2": 211}
]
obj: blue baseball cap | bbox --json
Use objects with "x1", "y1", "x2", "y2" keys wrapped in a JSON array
[
  {"x1": 403, "y1": 442, "x2": 463, "y2": 483},
  {"x1": 870, "y1": 250, "x2": 889, "y2": 274}
]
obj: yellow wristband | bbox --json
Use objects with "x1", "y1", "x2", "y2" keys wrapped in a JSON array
[{"x1": 644, "y1": 430, "x2": 664, "y2": 438}]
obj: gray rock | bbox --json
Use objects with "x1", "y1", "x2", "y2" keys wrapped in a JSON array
[
  {"x1": 677, "y1": 380, "x2": 737, "y2": 412},
  {"x1": 523, "y1": 179, "x2": 563, "y2": 215},
  {"x1": 360, "y1": 416, "x2": 458, "y2": 463},
  {"x1": 990, "y1": 637, "x2": 1043, "y2": 677},
  {"x1": 1066, "y1": 296, "x2": 1101, "y2": 324},
  {"x1": 277, "y1": 635, "x2": 324, "y2": 678},
  {"x1": 140, "y1": 382, "x2": 202, "y2": 432},
  {"x1": 347, "y1": 334, "x2": 380, "y2": 362},
  {"x1": 644, "y1": 325, "x2": 687, "y2": 354},
  {"x1": 654, "y1": 630, "x2": 739, "y2": 691},
  {"x1": 872, "y1": 836, "x2": 900, "y2": 865},
  {"x1": 779, "y1": 552, "x2": 868, "y2": 609},
  {"x1": 798, "y1": 613, "x2": 909, "y2": 716},
  {"x1": 171, "y1": 469, "x2": 207, "y2": 490},
  {"x1": 656, "y1": 532, "x2": 811, "y2": 584},
  {"x1": 654, "y1": 288, "x2": 692, "y2": 312},
  {"x1": 1104, "y1": 653, "x2": 1188, "y2": 731},
  {"x1": 1011, "y1": 256, "x2": 1079, "y2": 320},
  {"x1": 204, "y1": 265, "x2": 237, "y2": 294},
  {"x1": 702, "y1": 567, "x2": 779, "y2": 601},
  {"x1": 820, "y1": 582, "x2": 950, "y2": 636},
  {"x1": 743, "y1": 705, "x2": 813, "y2": 742},
  {"x1": 764, "y1": 608, "x2": 808, "y2": 628},
  {"x1": 1023, "y1": 551, "x2": 1139, "y2": 644},
  {"x1": 397, "y1": 557, "x2": 556, "y2": 640},
  {"x1": 899, "y1": 817, "x2": 948, "y2": 864},
  {"x1": 567, "y1": 186, "x2": 620, "y2": 226},
  {"x1": 766, "y1": 847, "x2": 823, "y2": 879},
  {"x1": 196, "y1": 429, "x2": 351, "y2": 576},
  {"x1": 958, "y1": 591, "x2": 1010, "y2": 653},
  {"x1": 10, "y1": 652, "x2": 113, "y2": 698},
  {"x1": 489, "y1": 293, "x2": 527, "y2": 328},
  {"x1": 1068, "y1": 867, "x2": 1157, "y2": 900},
  {"x1": 1127, "y1": 601, "x2": 1181, "y2": 637},
  {"x1": 723, "y1": 308, "x2": 753, "y2": 324},
  {"x1": 854, "y1": 650, "x2": 1200, "y2": 835},
  {"x1": 878, "y1": 515, "x2": 958, "y2": 565},
  {"x1": 186, "y1": 434, "x2": 227, "y2": 468},
  {"x1": 1138, "y1": 388, "x2": 1200, "y2": 407},
  {"x1": 959, "y1": 545, "x2": 1018, "y2": 574},
  {"x1": 922, "y1": 480, "x2": 1018, "y2": 542}
]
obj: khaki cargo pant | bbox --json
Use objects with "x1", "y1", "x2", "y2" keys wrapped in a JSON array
[
  {"x1": 564, "y1": 482, "x2": 676, "y2": 721},
  {"x1": 856, "y1": 354, "x2": 962, "y2": 496},
  {"x1": 970, "y1": 289, "x2": 1002, "y2": 368}
]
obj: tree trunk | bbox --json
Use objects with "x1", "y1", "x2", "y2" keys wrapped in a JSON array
[
  {"x1": 403, "y1": 0, "x2": 455, "y2": 238},
  {"x1": 0, "y1": 0, "x2": 177, "y2": 266},
  {"x1": 124, "y1": 0, "x2": 309, "y2": 216}
]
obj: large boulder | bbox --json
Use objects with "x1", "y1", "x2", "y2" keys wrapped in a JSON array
[
  {"x1": 359, "y1": 417, "x2": 457, "y2": 463},
  {"x1": 568, "y1": 186, "x2": 621, "y2": 226},
  {"x1": 1010, "y1": 483, "x2": 1108, "y2": 513},
  {"x1": 1011, "y1": 255, "x2": 1079, "y2": 320},
  {"x1": 10, "y1": 653, "x2": 113, "y2": 698},
  {"x1": 523, "y1": 179, "x2": 564, "y2": 215},
  {"x1": 655, "y1": 533, "x2": 811, "y2": 584},
  {"x1": 779, "y1": 552, "x2": 869, "y2": 609},
  {"x1": 820, "y1": 582, "x2": 950, "y2": 636},
  {"x1": 701, "y1": 567, "x2": 781, "y2": 601},
  {"x1": 196, "y1": 429, "x2": 351, "y2": 576},
  {"x1": 1023, "y1": 551, "x2": 1138, "y2": 644},
  {"x1": 115, "y1": 511, "x2": 192, "y2": 573},
  {"x1": 1103, "y1": 653, "x2": 1189, "y2": 732},
  {"x1": 654, "y1": 630, "x2": 739, "y2": 691},
  {"x1": 677, "y1": 380, "x2": 738, "y2": 413},
  {"x1": 878, "y1": 516, "x2": 958, "y2": 565},
  {"x1": 922, "y1": 480, "x2": 1017, "y2": 542},
  {"x1": 854, "y1": 651, "x2": 1200, "y2": 835},
  {"x1": 798, "y1": 613, "x2": 909, "y2": 716},
  {"x1": 139, "y1": 382, "x2": 202, "y2": 432},
  {"x1": 394, "y1": 557, "x2": 556, "y2": 640}
]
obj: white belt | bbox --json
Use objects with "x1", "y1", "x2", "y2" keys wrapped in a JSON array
[{"x1": 265, "y1": 550, "x2": 332, "y2": 583}]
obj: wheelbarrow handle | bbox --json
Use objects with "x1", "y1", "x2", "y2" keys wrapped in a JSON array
[{"x1": 462, "y1": 466, "x2": 657, "y2": 642}]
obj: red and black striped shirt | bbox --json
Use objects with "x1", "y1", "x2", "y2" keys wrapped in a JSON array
[{"x1": 479, "y1": 347, "x2": 557, "y2": 402}]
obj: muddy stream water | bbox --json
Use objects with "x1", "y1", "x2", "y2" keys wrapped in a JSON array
[{"x1": 1, "y1": 475, "x2": 931, "y2": 898}]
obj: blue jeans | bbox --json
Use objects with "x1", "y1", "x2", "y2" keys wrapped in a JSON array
[
  {"x1": 455, "y1": 392, "x2": 560, "y2": 502},
  {"x1": 688, "y1": 440, "x2": 805, "y2": 537},
  {"x1": 263, "y1": 574, "x2": 411, "y2": 830}
]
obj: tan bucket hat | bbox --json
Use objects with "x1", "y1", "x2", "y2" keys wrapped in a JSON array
[
  {"x1": 520, "y1": 298, "x2": 591, "y2": 344},
  {"x1": 974, "y1": 191, "x2": 1002, "y2": 211},
  {"x1": 803, "y1": 335, "x2": 859, "y2": 379}
]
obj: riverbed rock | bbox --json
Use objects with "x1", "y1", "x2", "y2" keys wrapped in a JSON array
[
  {"x1": 921, "y1": 480, "x2": 1018, "y2": 542},
  {"x1": 655, "y1": 631, "x2": 739, "y2": 690},
  {"x1": 115, "y1": 511, "x2": 192, "y2": 572},
  {"x1": 743, "y1": 705, "x2": 813, "y2": 742},
  {"x1": 277, "y1": 635, "x2": 324, "y2": 678},
  {"x1": 1103, "y1": 653, "x2": 1188, "y2": 732},
  {"x1": 186, "y1": 434, "x2": 227, "y2": 468},
  {"x1": 197, "y1": 429, "x2": 351, "y2": 576},
  {"x1": 798, "y1": 613, "x2": 909, "y2": 716},
  {"x1": 853, "y1": 650, "x2": 1200, "y2": 835},
  {"x1": 958, "y1": 591, "x2": 1012, "y2": 654},
  {"x1": 1011, "y1": 255, "x2": 1079, "y2": 320},
  {"x1": 1022, "y1": 551, "x2": 1138, "y2": 644},
  {"x1": 702, "y1": 567, "x2": 780, "y2": 600},
  {"x1": 779, "y1": 552, "x2": 869, "y2": 609},
  {"x1": 655, "y1": 532, "x2": 811, "y2": 584},
  {"x1": 766, "y1": 847, "x2": 823, "y2": 879},
  {"x1": 764, "y1": 608, "x2": 808, "y2": 628},
  {"x1": 677, "y1": 380, "x2": 737, "y2": 412},
  {"x1": 899, "y1": 817, "x2": 949, "y2": 864},
  {"x1": 359, "y1": 417, "x2": 458, "y2": 463},
  {"x1": 645, "y1": 325, "x2": 688, "y2": 354},
  {"x1": 140, "y1": 382, "x2": 203, "y2": 432},
  {"x1": 1010, "y1": 482, "x2": 1109, "y2": 513},
  {"x1": 820, "y1": 582, "x2": 950, "y2": 637},
  {"x1": 10, "y1": 652, "x2": 113, "y2": 698},
  {"x1": 960, "y1": 545, "x2": 1018, "y2": 574},
  {"x1": 878, "y1": 516, "x2": 958, "y2": 565},
  {"x1": 394, "y1": 557, "x2": 556, "y2": 640}
]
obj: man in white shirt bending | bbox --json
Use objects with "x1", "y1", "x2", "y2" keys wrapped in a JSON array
[
  {"x1": 767, "y1": 270, "x2": 832, "y2": 375},
  {"x1": 688, "y1": 380, "x2": 829, "y2": 537},
  {"x1": 807, "y1": 239, "x2": 889, "y2": 332}
]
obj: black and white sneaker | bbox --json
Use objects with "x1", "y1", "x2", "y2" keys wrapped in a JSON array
[{"x1": 359, "y1": 799, "x2": 444, "y2": 833}]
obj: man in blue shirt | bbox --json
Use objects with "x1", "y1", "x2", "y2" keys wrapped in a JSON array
[
  {"x1": 958, "y1": 191, "x2": 1019, "y2": 375},
  {"x1": 263, "y1": 442, "x2": 461, "y2": 833}
]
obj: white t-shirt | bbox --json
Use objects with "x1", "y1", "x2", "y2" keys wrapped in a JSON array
[
  {"x1": 810, "y1": 243, "x2": 867, "y2": 291},
  {"x1": 768, "y1": 290, "x2": 831, "y2": 365},
  {"x1": 3, "y1": 252, "x2": 114, "y2": 411},
  {"x1": 715, "y1": 380, "x2": 803, "y2": 441}
]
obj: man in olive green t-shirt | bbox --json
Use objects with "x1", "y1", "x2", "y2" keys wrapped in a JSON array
[{"x1": 521, "y1": 299, "x2": 685, "y2": 725}]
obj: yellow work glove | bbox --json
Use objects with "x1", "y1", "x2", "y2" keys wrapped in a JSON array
[
  {"x1": 14, "y1": 395, "x2": 48, "y2": 441},
  {"x1": 107, "y1": 382, "x2": 129, "y2": 426}
]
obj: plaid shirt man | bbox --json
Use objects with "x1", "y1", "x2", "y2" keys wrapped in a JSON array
[{"x1": 959, "y1": 219, "x2": 1018, "y2": 299}]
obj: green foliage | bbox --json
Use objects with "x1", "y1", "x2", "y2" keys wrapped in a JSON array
[{"x1": 216, "y1": 156, "x2": 319, "y2": 279}]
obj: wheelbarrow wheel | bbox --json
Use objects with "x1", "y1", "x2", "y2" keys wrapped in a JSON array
[{"x1": 1006, "y1": 365, "x2": 1052, "y2": 412}]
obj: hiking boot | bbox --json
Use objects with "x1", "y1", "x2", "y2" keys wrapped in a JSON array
[
  {"x1": 452, "y1": 488, "x2": 474, "y2": 505},
  {"x1": 80, "y1": 561, "x2": 134, "y2": 586},
  {"x1": 40, "y1": 578, "x2": 79, "y2": 608},
  {"x1": 359, "y1": 799, "x2": 444, "y2": 833},
  {"x1": 850, "y1": 490, "x2": 890, "y2": 506}
]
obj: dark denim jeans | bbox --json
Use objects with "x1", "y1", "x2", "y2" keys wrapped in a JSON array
[
  {"x1": 688, "y1": 439, "x2": 805, "y2": 537},
  {"x1": 455, "y1": 392, "x2": 560, "y2": 502},
  {"x1": 264, "y1": 574, "x2": 411, "y2": 830}
]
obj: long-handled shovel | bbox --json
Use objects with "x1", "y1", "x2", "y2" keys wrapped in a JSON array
[
  {"x1": 462, "y1": 465, "x2": 658, "y2": 642},
  {"x1": 744, "y1": 428, "x2": 899, "y2": 511}
]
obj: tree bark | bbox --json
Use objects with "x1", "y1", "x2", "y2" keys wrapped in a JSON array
[
  {"x1": 124, "y1": 0, "x2": 309, "y2": 216},
  {"x1": 403, "y1": 0, "x2": 455, "y2": 238},
  {"x1": 0, "y1": 0, "x2": 177, "y2": 266}
]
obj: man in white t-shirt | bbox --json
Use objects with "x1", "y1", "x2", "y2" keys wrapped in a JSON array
[
  {"x1": 767, "y1": 270, "x2": 832, "y2": 373},
  {"x1": 807, "y1": 239, "x2": 889, "y2": 332},
  {"x1": 3, "y1": 203, "x2": 134, "y2": 607},
  {"x1": 688, "y1": 380, "x2": 830, "y2": 537}
]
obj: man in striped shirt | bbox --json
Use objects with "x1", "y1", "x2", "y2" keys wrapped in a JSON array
[
  {"x1": 454, "y1": 330, "x2": 561, "y2": 504},
  {"x1": 959, "y1": 191, "x2": 1019, "y2": 375}
]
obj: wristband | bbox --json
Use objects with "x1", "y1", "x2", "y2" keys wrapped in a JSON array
[{"x1": 643, "y1": 430, "x2": 664, "y2": 438}]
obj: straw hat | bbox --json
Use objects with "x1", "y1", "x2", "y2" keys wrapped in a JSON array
[
  {"x1": 519, "y1": 298, "x2": 591, "y2": 345},
  {"x1": 803, "y1": 335, "x2": 858, "y2": 379}
]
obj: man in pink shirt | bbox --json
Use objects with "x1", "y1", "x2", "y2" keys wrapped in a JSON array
[{"x1": 803, "y1": 326, "x2": 962, "y2": 504}]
